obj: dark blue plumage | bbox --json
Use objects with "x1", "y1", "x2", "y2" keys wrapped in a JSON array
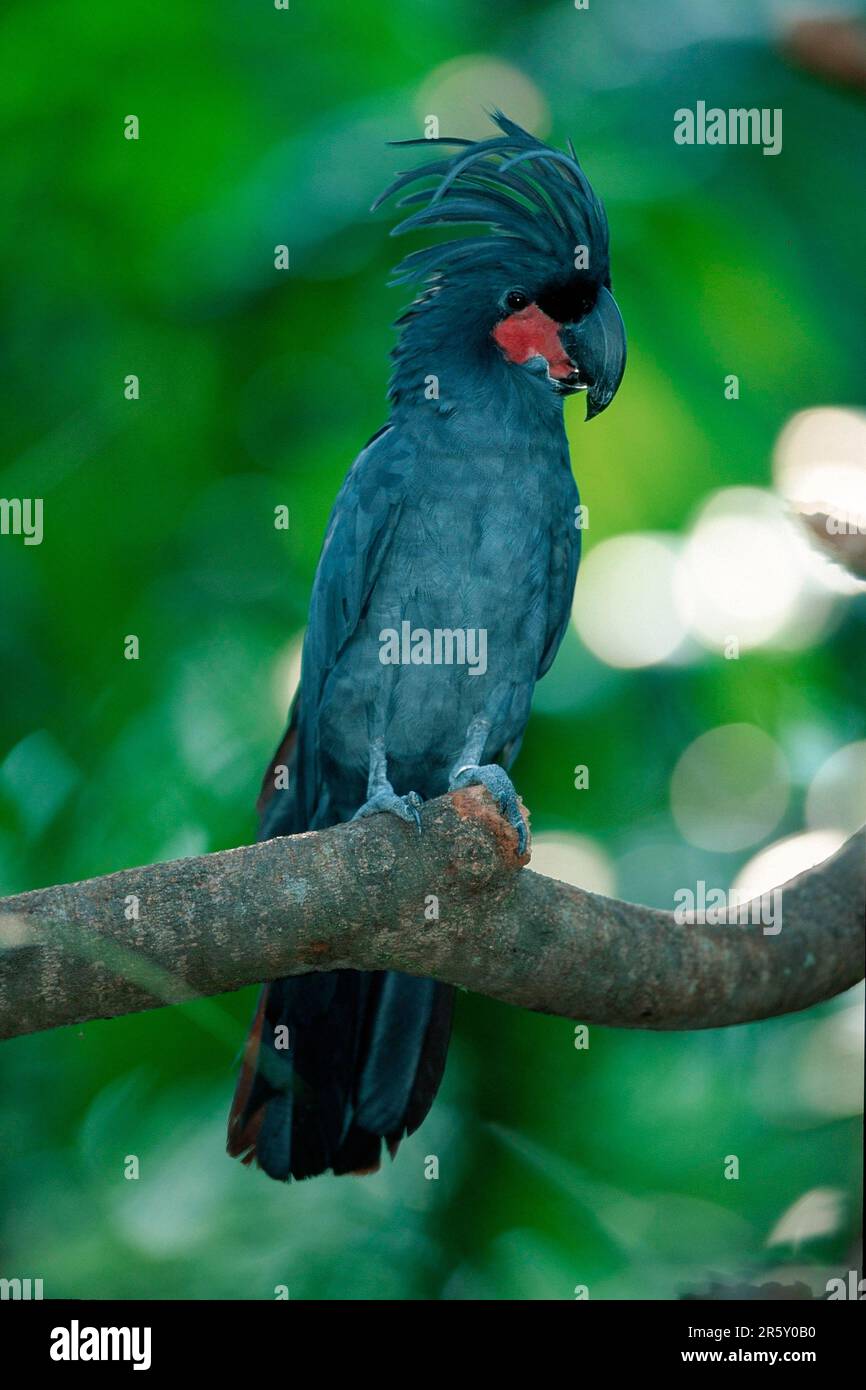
[{"x1": 228, "y1": 112, "x2": 626, "y2": 1181}]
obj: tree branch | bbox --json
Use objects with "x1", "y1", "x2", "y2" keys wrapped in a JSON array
[{"x1": 0, "y1": 787, "x2": 862, "y2": 1041}]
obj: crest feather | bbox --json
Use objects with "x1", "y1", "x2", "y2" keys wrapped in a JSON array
[{"x1": 373, "y1": 110, "x2": 610, "y2": 287}]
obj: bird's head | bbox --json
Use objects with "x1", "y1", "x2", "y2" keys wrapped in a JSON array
[{"x1": 375, "y1": 111, "x2": 626, "y2": 421}]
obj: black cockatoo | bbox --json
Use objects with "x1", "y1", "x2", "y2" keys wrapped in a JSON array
[{"x1": 228, "y1": 111, "x2": 626, "y2": 1181}]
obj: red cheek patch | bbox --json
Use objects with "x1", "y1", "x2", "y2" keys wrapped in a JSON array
[{"x1": 492, "y1": 303, "x2": 575, "y2": 380}]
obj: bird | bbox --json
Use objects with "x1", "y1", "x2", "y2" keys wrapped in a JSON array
[{"x1": 227, "y1": 110, "x2": 626, "y2": 1181}]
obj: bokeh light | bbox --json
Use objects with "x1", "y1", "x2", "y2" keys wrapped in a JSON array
[
  {"x1": 529, "y1": 832, "x2": 617, "y2": 897},
  {"x1": 805, "y1": 740, "x2": 866, "y2": 837},
  {"x1": 271, "y1": 632, "x2": 304, "y2": 720},
  {"x1": 571, "y1": 534, "x2": 687, "y2": 668},
  {"x1": 796, "y1": 991, "x2": 865, "y2": 1121},
  {"x1": 730, "y1": 829, "x2": 846, "y2": 902},
  {"x1": 774, "y1": 406, "x2": 866, "y2": 597},
  {"x1": 671, "y1": 723, "x2": 790, "y2": 852},
  {"x1": 415, "y1": 57, "x2": 549, "y2": 138},
  {"x1": 774, "y1": 406, "x2": 866, "y2": 522},
  {"x1": 767, "y1": 1188, "x2": 845, "y2": 1250},
  {"x1": 673, "y1": 488, "x2": 836, "y2": 652}
]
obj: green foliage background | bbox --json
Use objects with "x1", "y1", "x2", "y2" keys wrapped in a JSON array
[{"x1": 0, "y1": 0, "x2": 863, "y2": 1299}]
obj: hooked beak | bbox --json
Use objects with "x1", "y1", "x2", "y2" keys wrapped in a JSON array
[{"x1": 560, "y1": 285, "x2": 627, "y2": 420}]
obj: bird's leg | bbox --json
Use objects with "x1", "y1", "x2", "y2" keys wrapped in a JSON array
[
  {"x1": 448, "y1": 716, "x2": 528, "y2": 854},
  {"x1": 352, "y1": 734, "x2": 422, "y2": 832}
]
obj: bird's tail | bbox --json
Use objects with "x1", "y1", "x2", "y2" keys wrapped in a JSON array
[
  {"x1": 227, "y1": 968, "x2": 453, "y2": 1180},
  {"x1": 230, "y1": 702, "x2": 452, "y2": 1179}
]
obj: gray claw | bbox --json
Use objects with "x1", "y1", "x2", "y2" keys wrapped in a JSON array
[
  {"x1": 449, "y1": 764, "x2": 528, "y2": 854},
  {"x1": 353, "y1": 788, "x2": 423, "y2": 833}
]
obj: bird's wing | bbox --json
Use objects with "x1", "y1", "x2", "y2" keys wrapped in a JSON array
[
  {"x1": 258, "y1": 426, "x2": 408, "y2": 838},
  {"x1": 537, "y1": 469, "x2": 581, "y2": 679}
]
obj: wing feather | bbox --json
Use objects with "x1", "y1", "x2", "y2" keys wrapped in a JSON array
[{"x1": 258, "y1": 426, "x2": 409, "y2": 838}]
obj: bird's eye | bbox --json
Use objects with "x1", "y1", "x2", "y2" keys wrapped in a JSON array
[{"x1": 504, "y1": 289, "x2": 530, "y2": 312}]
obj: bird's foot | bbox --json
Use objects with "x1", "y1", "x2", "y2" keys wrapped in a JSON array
[
  {"x1": 449, "y1": 764, "x2": 528, "y2": 855},
  {"x1": 352, "y1": 788, "x2": 423, "y2": 833}
]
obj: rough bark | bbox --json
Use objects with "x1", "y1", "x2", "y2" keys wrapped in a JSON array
[{"x1": 0, "y1": 787, "x2": 862, "y2": 1041}]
